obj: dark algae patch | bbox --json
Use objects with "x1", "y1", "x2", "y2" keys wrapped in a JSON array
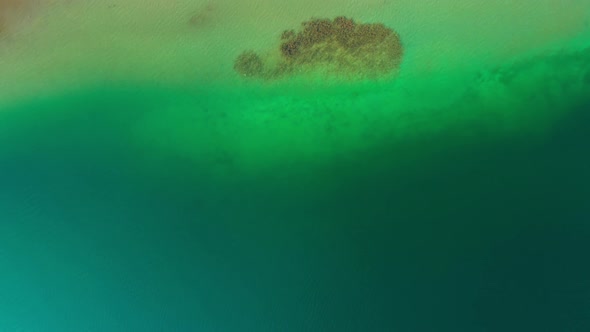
[
  {"x1": 234, "y1": 16, "x2": 404, "y2": 80},
  {"x1": 234, "y1": 51, "x2": 265, "y2": 78}
]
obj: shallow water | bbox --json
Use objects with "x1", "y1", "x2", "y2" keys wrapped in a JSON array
[{"x1": 1, "y1": 1, "x2": 590, "y2": 331}]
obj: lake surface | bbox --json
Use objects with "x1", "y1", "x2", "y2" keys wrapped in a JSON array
[{"x1": 1, "y1": 1, "x2": 589, "y2": 331}]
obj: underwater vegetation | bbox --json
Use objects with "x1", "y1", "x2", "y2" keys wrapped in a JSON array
[{"x1": 234, "y1": 16, "x2": 404, "y2": 81}]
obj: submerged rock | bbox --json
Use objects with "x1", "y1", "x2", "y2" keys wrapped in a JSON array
[{"x1": 234, "y1": 16, "x2": 404, "y2": 81}]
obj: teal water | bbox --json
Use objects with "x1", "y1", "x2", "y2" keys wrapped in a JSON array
[
  {"x1": 1, "y1": 1, "x2": 590, "y2": 330},
  {"x1": 0, "y1": 80, "x2": 589, "y2": 331}
]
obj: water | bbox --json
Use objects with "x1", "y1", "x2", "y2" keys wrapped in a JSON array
[{"x1": 1, "y1": 1, "x2": 589, "y2": 331}]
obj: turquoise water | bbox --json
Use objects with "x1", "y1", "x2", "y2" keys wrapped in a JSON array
[
  {"x1": 1, "y1": 73, "x2": 589, "y2": 330},
  {"x1": 1, "y1": 1, "x2": 590, "y2": 331}
]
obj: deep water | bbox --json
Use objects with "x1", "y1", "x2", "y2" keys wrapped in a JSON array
[
  {"x1": 0, "y1": 83, "x2": 589, "y2": 331},
  {"x1": 2, "y1": 0, "x2": 590, "y2": 330}
]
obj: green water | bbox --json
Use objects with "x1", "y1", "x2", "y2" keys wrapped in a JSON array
[
  {"x1": 1, "y1": 1, "x2": 590, "y2": 331},
  {"x1": 1, "y1": 49, "x2": 589, "y2": 330}
]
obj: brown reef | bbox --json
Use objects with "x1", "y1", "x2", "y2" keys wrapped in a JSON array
[{"x1": 234, "y1": 16, "x2": 404, "y2": 81}]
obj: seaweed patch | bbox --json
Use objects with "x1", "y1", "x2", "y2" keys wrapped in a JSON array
[{"x1": 234, "y1": 16, "x2": 404, "y2": 81}]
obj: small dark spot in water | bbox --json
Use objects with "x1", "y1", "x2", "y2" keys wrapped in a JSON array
[{"x1": 189, "y1": 2, "x2": 217, "y2": 28}]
